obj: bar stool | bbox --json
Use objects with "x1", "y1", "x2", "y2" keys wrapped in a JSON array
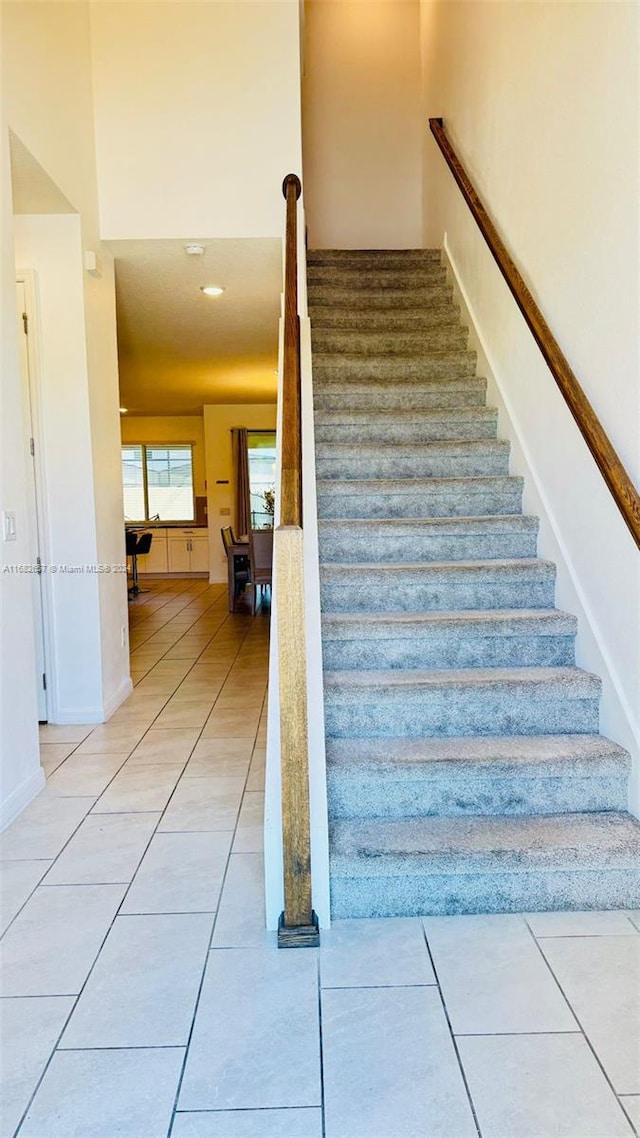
[{"x1": 126, "y1": 530, "x2": 153, "y2": 597}]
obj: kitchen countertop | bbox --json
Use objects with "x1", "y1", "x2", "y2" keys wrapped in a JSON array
[{"x1": 125, "y1": 522, "x2": 209, "y2": 529}]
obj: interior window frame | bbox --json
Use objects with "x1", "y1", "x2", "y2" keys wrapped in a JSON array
[{"x1": 121, "y1": 442, "x2": 196, "y2": 523}]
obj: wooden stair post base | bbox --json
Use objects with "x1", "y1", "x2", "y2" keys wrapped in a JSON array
[{"x1": 277, "y1": 910, "x2": 320, "y2": 949}]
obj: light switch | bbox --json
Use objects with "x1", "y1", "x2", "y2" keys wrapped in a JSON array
[
  {"x1": 3, "y1": 511, "x2": 17, "y2": 541},
  {"x1": 219, "y1": 507, "x2": 231, "y2": 516}
]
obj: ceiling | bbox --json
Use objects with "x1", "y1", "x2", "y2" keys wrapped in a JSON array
[{"x1": 110, "y1": 237, "x2": 282, "y2": 415}]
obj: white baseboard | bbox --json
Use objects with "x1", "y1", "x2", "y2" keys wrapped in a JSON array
[
  {"x1": 51, "y1": 676, "x2": 134, "y2": 726},
  {"x1": 103, "y1": 676, "x2": 134, "y2": 721},
  {"x1": 1, "y1": 766, "x2": 46, "y2": 831}
]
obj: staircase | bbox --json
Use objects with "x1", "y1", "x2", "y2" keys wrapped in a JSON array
[{"x1": 308, "y1": 248, "x2": 640, "y2": 918}]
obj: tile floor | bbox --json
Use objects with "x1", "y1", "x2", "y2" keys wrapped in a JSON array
[{"x1": 1, "y1": 578, "x2": 639, "y2": 1138}]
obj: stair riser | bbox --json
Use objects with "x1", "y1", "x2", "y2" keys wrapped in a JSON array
[
  {"x1": 315, "y1": 447, "x2": 510, "y2": 481},
  {"x1": 307, "y1": 268, "x2": 448, "y2": 289},
  {"x1": 328, "y1": 773, "x2": 627, "y2": 820},
  {"x1": 312, "y1": 328, "x2": 469, "y2": 353},
  {"x1": 324, "y1": 692, "x2": 599, "y2": 739},
  {"x1": 314, "y1": 387, "x2": 488, "y2": 413},
  {"x1": 317, "y1": 483, "x2": 523, "y2": 519},
  {"x1": 313, "y1": 355, "x2": 476, "y2": 381},
  {"x1": 318, "y1": 529, "x2": 538, "y2": 563},
  {"x1": 323, "y1": 634, "x2": 575, "y2": 671},
  {"x1": 308, "y1": 252, "x2": 442, "y2": 268},
  {"x1": 329, "y1": 868, "x2": 640, "y2": 919},
  {"x1": 308, "y1": 287, "x2": 452, "y2": 309},
  {"x1": 314, "y1": 413, "x2": 497, "y2": 442},
  {"x1": 309, "y1": 309, "x2": 460, "y2": 331}
]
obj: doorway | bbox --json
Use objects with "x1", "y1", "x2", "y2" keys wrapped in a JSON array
[{"x1": 16, "y1": 276, "x2": 50, "y2": 722}]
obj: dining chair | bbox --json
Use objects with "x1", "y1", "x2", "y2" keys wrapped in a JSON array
[
  {"x1": 221, "y1": 526, "x2": 250, "y2": 612},
  {"x1": 248, "y1": 528, "x2": 273, "y2": 613}
]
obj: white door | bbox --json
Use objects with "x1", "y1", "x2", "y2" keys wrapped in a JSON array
[{"x1": 16, "y1": 281, "x2": 48, "y2": 720}]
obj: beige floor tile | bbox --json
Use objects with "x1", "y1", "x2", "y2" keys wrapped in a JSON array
[
  {"x1": 0, "y1": 860, "x2": 52, "y2": 936},
  {"x1": 1, "y1": 995, "x2": 76, "y2": 1138},
  {"x1": 424, "y1": 914, "x2": 577, "y2": 1034},
  {"x1": 39, "y1": 741, "x2": 77, "y2": 765},
  {"x1": 179, "y1": 949, "x2": 321, "y2": 1111},
  {"x1": 127, "y1": 728, "x2": 200, "y2": 765},
  {"x1": 201, "y1": 707, "x2": 261, "y2": 739},
  {"x1": 0, "y1": 795, "x2": 95, "y2": 861},
  {"x1": 159, "y1": 777, "x2": 245, "y2": 832},
  {"x1": 38, "y1": 724, "x2": 94, "y2": 744},
  {"x1": 75, "y1": 722, "x2": 148, "y2": 754},
  {"x1": 171, "y1": 681, "x2": 224, "y2": 703},
  {"x1": 18, "y1": 1047, "x2": 184, "y2": 1138},
  {"x1": 539, "y1": 934, "x2": 640, "y2": 1093},
  {"x1": 45, "y1": 753, "x2": 128, "y2": 797},
  {"x1": 91, "y1": 763, "x2": 185, "y2": 814},
  {"x1": 459, "y1": 1033, "x2": 634, "y2": 1138},
  {"x1": 154, "y1": 700, "x2": 213, "y2": 730},
  {"x1": 171, "y1": 1108, "x2": 323, "y2": 1138}
]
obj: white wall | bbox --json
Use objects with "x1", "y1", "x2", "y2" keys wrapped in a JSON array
[
  {"x1": 302, "y1": 0, "x2": 423, "y2": 249},
  {"x1": 121, "y1": 415, "x2": 207, "y2": 501},
  {"x1": 421, "y1": 0, "x2": 640, "y2": 813},
  {"x1": 90, "y1": 0, "x2": 303, "y2": 240},
  {"x1": 2, "y1": 0, "x2": 129, "y2": 771},
  {"x1": 0, "y1": 118, "x2": 44, "y2": 827},
  {"x1": 203, "y1": 404, "x2": 277, "y2": 582}
]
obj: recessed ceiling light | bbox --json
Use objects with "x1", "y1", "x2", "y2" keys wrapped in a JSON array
[
  {"x1": 185, "y1": 244, "x2": 205, "y2": 256},
  {"x1": 200, "y1": 285, "x2": 224, "y2": 297},
  {"x1": 119, "y1": 407, "x2": 128, "y2": 414}
]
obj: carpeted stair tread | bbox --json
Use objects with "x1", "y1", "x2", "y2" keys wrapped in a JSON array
[
  {"x1": 320, "y1": 559, "x2": 556, "y2": 613},
  {"x1": 326, "y1": 734, "x2": 630, "y2": 779},
  {"x1": 324, "y1": 665, "x2": 601, "y2": 698},
  {"x1": 316, "y1": 440, "x2": 510, "y2": 480},
  {"x1": 307, "y1": 268, "x2": 448, "y2": 289},
  {"x1": 308, "y1": 285, "x2": 454, "y2": 309},
  {"x1": 322, "y1": 609, "x2": 578, "y2": 639},
  {"x1": 312, "y1": 328, "x2": 469, "y2": 354},
  {"x1": 314, "y1": 405, "x2": 497, "y2": 441},
  {"x1": 314, "y1": 386, "x2": 488, "y2": 414},
  {"x1": 308, "y1": 248, "x2": 442, "y2": 263},
  {"x1": 313, "y1": 348, "x2": 476, "y2": 368},
  {"x1": 316, "y1": 476, "x2": 524, "y2": 519},
  {"x1": 309, "y1": 306, "x2": 461, "y2": 330},
  {"x1": 321, "y1": 608, "x2": 576, "y2": 670},
  {"x1": 326, "y1": 735, "x2": 630, "y2": 820},
  {"x1": 318, "y1": 514, "x2": 539, "y2": 563},
  {"x1": 329, "y1": 812, "x2": 640, "y2": 875}
]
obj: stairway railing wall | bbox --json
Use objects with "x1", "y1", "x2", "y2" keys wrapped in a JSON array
[{"x1": 263, "y1": 177, "x2": 330, "y2": 939}]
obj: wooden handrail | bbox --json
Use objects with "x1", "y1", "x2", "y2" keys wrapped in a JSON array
[
  {"x1": 276, "y1": 173, "x2": 318, "y2": 948},
  {"x1": 429, "y1": 117, "x2": 640, "y2": 549},
  {"x1": 281, "y1": 173, "x2": 303, "y2": 528}
]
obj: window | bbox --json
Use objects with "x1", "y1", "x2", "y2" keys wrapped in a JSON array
[
  {"x1": 247, "y1": 432, "x2": 276, "y2": 529},
  {"x1": 121, "y1": 444, "x2": 195, "y2": 522}
]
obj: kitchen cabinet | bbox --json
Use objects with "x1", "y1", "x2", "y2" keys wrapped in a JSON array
[
  {"x1": 136, "y1": 527, "x2": 209, "y2": 576},
  {"x1": 189, "y1": 532, "x2": 209, "y2": 573},
  {"x1": 167, "y1": 528, "x2": 209, "y2": 574}
]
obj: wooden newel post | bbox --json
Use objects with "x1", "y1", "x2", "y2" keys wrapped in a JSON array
[{"x1": 277, "y1": 173, "x2": 319, "y2": 948}]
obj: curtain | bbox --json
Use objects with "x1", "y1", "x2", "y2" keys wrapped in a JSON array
[{"x1": 231, "y1": 427, "x2": 251, "y2": 539}]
